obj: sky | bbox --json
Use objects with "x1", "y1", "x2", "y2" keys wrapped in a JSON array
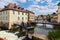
[{"x1": 0, "y1": 0, "x2": 60, "y2": 16}]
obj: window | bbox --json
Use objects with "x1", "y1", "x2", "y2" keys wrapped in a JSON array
[
  {"x1": 1, "y1": 16, "x2": 2, "y2": 20},
  {"x1": 20, "y1": 12, "x2": 22, "y2": 15},
  {"x1": 18, "y1": 12, "x2": 20, "y2": 15},
  {"x1": 22, "y1": 17, "x2": 24, "y2": 20},
  {"x1": 22, "y1": 12, "x2": 24, "y2": 15},
  {"x1": 14, "y1": 6, "x2": 16, "y2": 8},
  {"x1": 0, "y1": 16, "x2": 1, "y2": 20},
  {"x1": 18, "y1": 17, "x2": 20, "y2": 20},
  {"x1": 25, "y1": 13, "x2": 27, "y2": 15},
  {"x1": 3, "y1": 11, "x2": 4, "y2": 15},
  {"x1": 18, "y1": 7, "x2": 20, "y2": 9},
  {"x1": 3, "y1": 16, "x2": 4, "y2": 20},
  {"x1": 4, "y1": 11, "x2": 7, "y2": 15},
  {"x1": 6, "y1": 11, "x2": 7, "y2": 15},
  {"x1": 6, "y1": 10, "x2": 8, "y2": 14},
  {"x1": 6, "y1": 16, "x2": 7, "y2": 20},
  {"x1": 26, "y1": 17, "x2": 27, "y2": 19},
  {"x1": 13, "y1": 11, "x2": 15, "y2": 14},
  {"x1": 0, "y1": 12, "x2": 1, "y2": 15},
  {"x1": 2, "y1": 11, "x2": 3, "y2": 15},
  {"x1": 2, "y1": 11, "x2": 6, "y2": 15},
  {"x1": 2, "y1": 11, "x2": 5, "y2": 15}
]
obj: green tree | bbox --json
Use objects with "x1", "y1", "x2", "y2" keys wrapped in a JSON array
[
  {"x1": 46, "y1": 14, "x2": 51, "y2": 22},
  {"x1": 41, "y1": 15, "x2": 43, "y2": 17}
]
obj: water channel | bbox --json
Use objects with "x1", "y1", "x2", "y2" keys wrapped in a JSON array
[{"x1": 34, "y1": 23, "x2": 54, "y2": 35}]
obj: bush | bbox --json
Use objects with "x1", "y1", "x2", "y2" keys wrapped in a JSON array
[
  {"x1": 8, "y1": 28, "x2": 20, "y2": 33},
  {"x1": 30, "y1": 22, "x2": 36, "y2": 26},
  {"x1": 48, "y1": 30, "x2": 60, "y2": 40},
  {"x1": 0, "y1": 23, "x2": 8, "y2": 30},
  {"x1": 0, "y1": 26, "x2": 8, "y2": 30},
  {"x1": 16, "y1": 31, "x2": 26, "y2": 37}
]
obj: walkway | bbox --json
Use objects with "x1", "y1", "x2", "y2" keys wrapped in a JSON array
[{"x1": 31, "y1": 32, "x2": 49, "y2": 40}]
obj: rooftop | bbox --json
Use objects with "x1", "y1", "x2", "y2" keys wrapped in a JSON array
[
  {"x1": 0, "y1": 3, "x2": 34, "y2": 14},
  {"x1": 0, "y1": 8, "x2": 3, "y2": 11}
]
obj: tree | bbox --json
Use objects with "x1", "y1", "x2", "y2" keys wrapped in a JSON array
[
  {"x1": 48, "y1": 30, "x2": 60, "y2": 40},
  {"x1": 46, "y1": 14, "x2": 51, "y2": 22},
  {"x1": 41, "y1": 15, "x2": 43, "y2": 17}
]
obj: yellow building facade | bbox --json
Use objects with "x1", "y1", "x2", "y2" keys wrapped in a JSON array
[
  {"x1": 57, "y1": 2, "x2": 60, "y2": 23},
  {"x1": 0, "y1": 3, "x2": 34, "y2": 29},
  {"x1": 28, "y1": 11, "x2": 35, "y2": 22}
]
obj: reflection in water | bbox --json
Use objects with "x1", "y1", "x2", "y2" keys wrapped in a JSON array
[
  {"x1": 46, "y1": 24, "x2": 53, "y2": 28},
  {"x1": 34, "y1": 24, "x2": 53, "y2": 35},
  {"x1": 36, "y1": 23, "x2": 54, "y2": 29},
  {"x1": 34, "y1": 27, "x2": 52, "y2": 35}
]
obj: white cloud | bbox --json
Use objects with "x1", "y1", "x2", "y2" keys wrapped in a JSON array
[
  {"x1": 0, "y1": 0, "x2": 59, "y2": 16},
  {"x1": 0, "y1": 0, "x2": 16, "y2": 8},
  {"x1": 35, "y1": 0, "x2": 41, "y2": 2},
  {"x1": 45, "y1": 0, "x2": 52, "y2": 3},
  {"x1": 16, "y1": 0, "x2": 26, "y2": 3},
  {"x1": 27, "y1": 0, "x2": 60, "y2": 15},
  {"x1": 26, "y1": 3, "x2": 58, "y2": 15},
  {"x1": 28, "y1": 0, "x2": 41, "y2": 4},
  {"x1": 28, "y1": 0, "x2": 52, "y2": 4},
  {"x1": 40, "y1": 1, "x2": 45, "y2": 3},
  {"x1": 0, "y1": 0, "x2": 27, "y2": 8}
]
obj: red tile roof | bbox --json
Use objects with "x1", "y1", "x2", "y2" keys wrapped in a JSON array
[
  {"x1": 0, "y1": 3, "x2": 34, "y2": 14},
  {"x1": 0, "y1": 8, "x2": 3, "y2": 11}
]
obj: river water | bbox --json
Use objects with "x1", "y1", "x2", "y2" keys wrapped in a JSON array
[{"x1": 34, "y1": 23, "x2": 54, "y2": 35}]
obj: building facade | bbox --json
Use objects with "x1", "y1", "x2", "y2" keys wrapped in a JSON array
[
  {"x1": 37, "y1": 15, "x2": 43, "y2": 21},
  {"x1": 28, "y1": 11, "x2": 35, "y2": 22},
  {"x1": 0, "y1": 3, "x2": 34, "y2": 29},
  {"x1": 51, "y1": 13, "x2": 57, "y2": 23},
  {"x1": 57, "y1": 2, "x2": 60, "y2": 23}
]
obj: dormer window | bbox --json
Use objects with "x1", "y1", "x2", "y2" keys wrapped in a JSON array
[
  {"x1": 5, "y1": 6, "x2": 7, "y2": 8},
  {"x1": 14, "y1": 6, "x2": 16, "y2": 8},
  {"x1": 18, "y1": 7, "x2": 20, "y2": 9},
  {"x1": 21, "y1": 8, "x2": 24, "y2": 10}
]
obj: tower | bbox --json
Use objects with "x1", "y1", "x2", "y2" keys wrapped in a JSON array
[{"x1": 57, "y1": 2, "x2": 60, "y2": 23}]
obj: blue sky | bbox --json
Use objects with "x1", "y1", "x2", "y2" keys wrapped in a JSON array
[{"x1": 0, "y1": 0, "x2": 60, "y2": 16}]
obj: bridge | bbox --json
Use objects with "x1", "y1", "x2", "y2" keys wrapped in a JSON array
[
  {"x1": 33, "y1": 21, "x2": 59, "y2": 25},
  {"x1": 12, "y1": 22, "x2": 50, "y2": 40}
]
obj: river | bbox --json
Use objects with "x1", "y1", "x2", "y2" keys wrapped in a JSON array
[{"x1": 34, "y1": 23, "x2": 54, "y2": 35}]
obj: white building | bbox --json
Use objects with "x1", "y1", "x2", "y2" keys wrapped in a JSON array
[{"x1": 0, "y1": 3, "x2": 28, "y2": 29}]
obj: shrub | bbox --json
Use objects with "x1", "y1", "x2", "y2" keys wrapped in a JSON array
[
  {"x1": 0, "y1": 23, "x2": 8, "y2": 30},
  {"x1": 30, "y1": 22, "x2": 36, "y2": 26},
  {"x1": 48, "y1": 30, "x2": 60, "y2": 40}
]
